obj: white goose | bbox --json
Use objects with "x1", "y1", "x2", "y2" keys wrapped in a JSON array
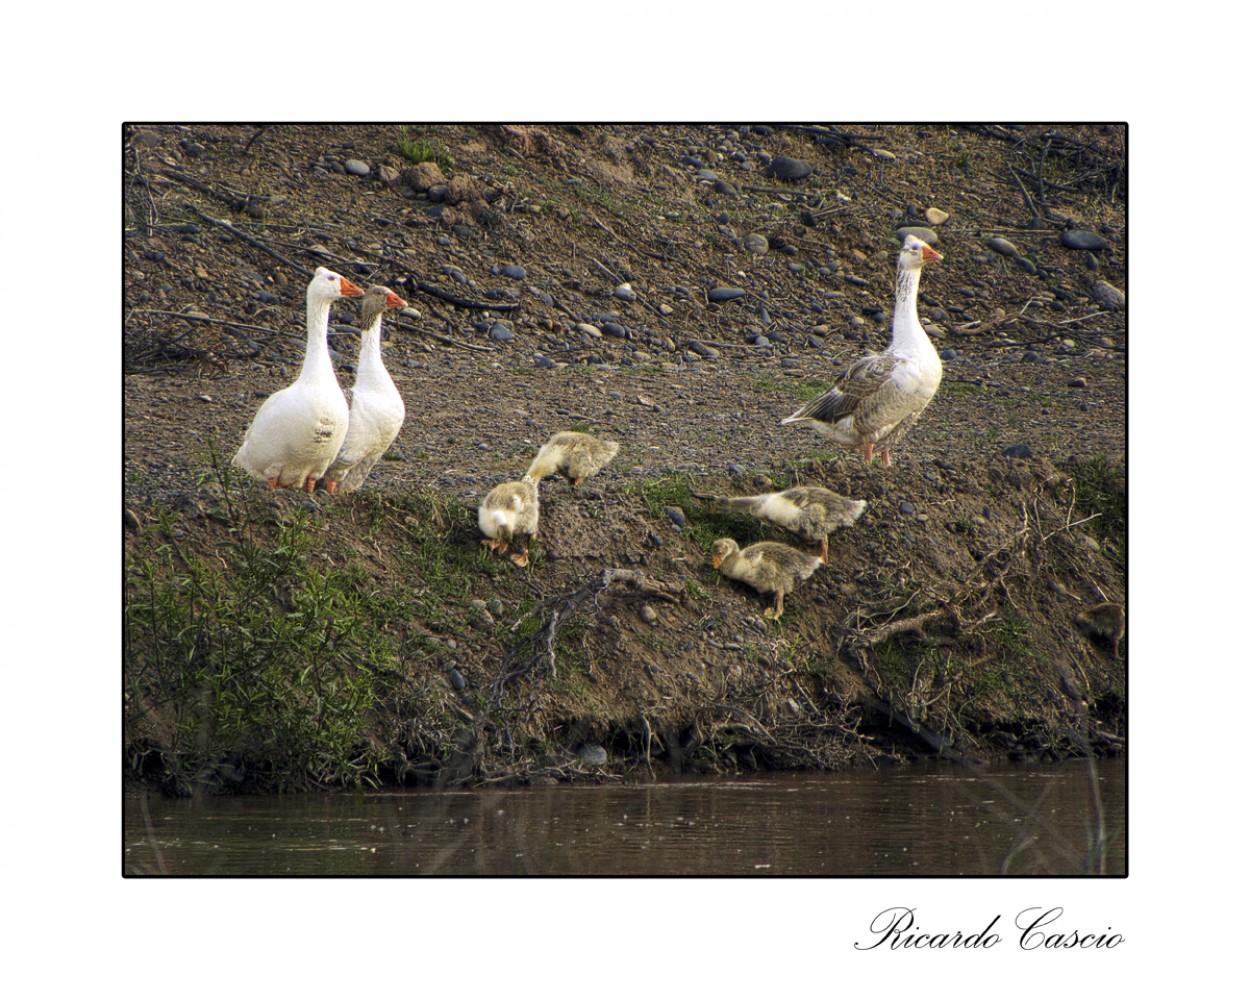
[
  {"x1": 233, "y1": 267, "x2": 364, "y2": 492},
  {"x1": 782, "y1": 234, "x2": 943, "y2": 467},
  {"x1": 321, "y1": 284, "x2": 408, "y2": 493}
]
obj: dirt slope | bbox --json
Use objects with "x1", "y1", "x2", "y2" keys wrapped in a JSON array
[{"x1": 123, "y1": 123, "x2": 1126, "y2": 792}]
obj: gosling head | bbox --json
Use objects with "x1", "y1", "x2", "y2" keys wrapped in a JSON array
[{"x1": 710, "y1": 538, "x2": 739, "y2": 569}]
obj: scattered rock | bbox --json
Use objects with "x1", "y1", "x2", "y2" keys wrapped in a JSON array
[
  {"x1": 744, "y1": 233, "x2": 769, "y2": 254},
  {"x1": 1091, "y1": 280, "x2": 1125, "y2": 310},
  {"x1": 1061, "y1": 229, "x2": 1108, "y2": 251},
  {"x1": 640, "y1": 605, "x2": 659, "y2": 625},
  {"x1": 988, "y1": 237, "x2": 1018, "y2": 257},
  {"x1": 344, "y1": 159, "x2": 370, "y2": 177},
  {"x1": 402, "y1": 162, "x2": 445, "y2": 191},
  {"x1": 925, "y1": 207, "x2": 950, "y2": 225},
  {"x1": 897, "y1": 226, "x2": 938, "y2": 245},
  {"x1": 664, "y1": 506, "x2": 686, "y2": 528},
  {"x1": 488, "y1": 323, "x2": 514, "y2": 342},
  {"x1": 765, "y1": 155, "x2": 812, "y2": 180},
  {"x1": 450, "y1": 669, "x2": 467, "y2": 691},
  {"x1": 578, "y1": 745, "x2": 608, "y2": 766},
  {"x1": 613, "y1": 283, "x2": 637, "y2": 302},
  {"x1": 1002, "y1": 444, "x2": 1033, "y2": 459},
  {"x1": 708, "y1": 287, "x2": 746, "y2": 303}
]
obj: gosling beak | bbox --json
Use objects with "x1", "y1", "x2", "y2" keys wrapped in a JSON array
[
  {"x1": 922, "y1": 245, "x2": 943, "y2": 264},
  {"x1": 385, "y1": 291, "x2": 408, "y2": 309},
  {"x1": 711, "y1": 555, "x2": 723, "y2": 569},
  {"x1": 340, "y1": 277, "x2": 365, "y2": 296}
]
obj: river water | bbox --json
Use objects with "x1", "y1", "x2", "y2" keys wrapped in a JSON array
[{"x1": 124, "y1": 756, "x2": 1124, "y2": 876}]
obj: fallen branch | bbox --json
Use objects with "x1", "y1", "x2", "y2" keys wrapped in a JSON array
[
  {"x1": 414, "y1": 279, "x2": 522, "y2": 312},
  {"x1": 1005, "y1": 166, "x2": 1042, "y2": 226},
  {"x1": 491, "y1": 569, "x2": 684, "y2": 704},
  {"x1": 185, "y1": 204, "x2": 309, "y2": 273},
  {"x1": 128, "y1": 308, "x2": 285, "y2": 341},
  {"x1": 855, "y1": 607, "x2": 949, "y2": 647}
]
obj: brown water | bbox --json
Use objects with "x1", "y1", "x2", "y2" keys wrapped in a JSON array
[{"x1": 124, "y1": 757, "x2": 1125, "y2": 876}]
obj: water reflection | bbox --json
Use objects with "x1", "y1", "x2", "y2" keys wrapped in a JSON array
[{"x1": 125, "y1": 757, "x2": 1124, "y2": 877}]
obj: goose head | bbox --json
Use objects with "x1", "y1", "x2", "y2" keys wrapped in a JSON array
[
  {"x1": 900, "y1": 234, "x2": 943, "y2": 268},
  {"x1": 309, "y1": 266, "x2": 365, "y2": 303},
  {"x1": 710, "y1": 538, "x2": 739, "y2": 569},
  {"x1": 360, "y1": 285, "x2": 408, "y2": 325}
]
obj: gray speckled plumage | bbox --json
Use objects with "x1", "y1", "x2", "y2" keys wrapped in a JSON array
[{"x1": 782, "y1": 235, "x2": 943, "y2": 467}]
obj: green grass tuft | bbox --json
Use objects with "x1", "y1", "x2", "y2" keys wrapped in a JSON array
[{"x1": 393, "y1": 126, "x2": 454, "y2": 173}]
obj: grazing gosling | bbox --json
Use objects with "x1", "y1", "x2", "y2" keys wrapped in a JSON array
[
  {"x1": 1076, "y1": 602, "x2": 1125, "y2": 660},
  {"x1": 710, "y1": 538, "x2": 823, "y2": 619},
  {"x1": 527, "y1": 431, "x2": 619, "y2": 487},
  {"x1": 478, "y1": 475, "x2": 540, "y2": 567},
  {"x1": 712, "y1": 486, "x2": 866, "y2": 563}
]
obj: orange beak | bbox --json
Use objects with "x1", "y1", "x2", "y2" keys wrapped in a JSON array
[
  {"x1": 922, "y1": 245, "x2": 943, "y2": 264},
  {"x1": 385, "y1": 291, "x2": 408, "y2": 309},
  {"x1": 711, "y1": 554, "x2": 723, "y2": 569},
  {"x1": 340, "y1": 277, "x2": 365, "y2": 297}
]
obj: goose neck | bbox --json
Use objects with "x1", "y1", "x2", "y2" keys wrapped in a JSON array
[
  {"x1": 357, "y1": 315, "x2": 384, "y2": 376},
  {"x1": 890, "y1": 264, "x2": 932, "y2": 355},
  {"x1": 298, "y1": 295, "x2": 335, "y2": 382}
]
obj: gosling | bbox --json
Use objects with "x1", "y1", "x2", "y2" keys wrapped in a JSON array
[
  {"x1": 712, "y1": 486, "x2": 866, "y2": 563},
  {"x1": 527, "y1": 431, "x2": 620, "y2": 488},
  {"x1": 1076, "y1": 602, "x2": 1125, "y2": 660},
  {"x1": 710, "y1": 538, "x2": 823, "y2": 619},
  {"x1": 478, "y1": 475, "x2": 540, "y2": 567}
]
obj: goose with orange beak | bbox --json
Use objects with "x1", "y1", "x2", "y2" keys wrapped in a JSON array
[
  {"x1": 321, "y1": 284, "x2": 409, "y2": 493},
  {"x1": 782, "y1": 235, "x2": 944, "y2": 467},
  {"x1": 233, "y1": 267, "x2": 364, "y2": 492}
]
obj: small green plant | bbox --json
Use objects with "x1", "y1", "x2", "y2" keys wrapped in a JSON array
[
  {"x1": 1064, "y1": 456, "x2": 1126, "y2": 569},
  {"x1": 125, "y1": 500, "x2": 401, "y2": 794},
  {"x1": 989, "y1": 612, "x2": 1034, "y2": 660},
  {"x1": 394, "y1": 126, "x2": 454, "y2": 173}
]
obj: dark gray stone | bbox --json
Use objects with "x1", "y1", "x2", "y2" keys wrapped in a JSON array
[
  {"x1": 578, "y1": 745, "x2": 608, "y2": 766},
  {"x1": 1002, "y1": 444, "x2": 1033, "y2": 459},
  {"x1": 1060, "y1": 229, "x2": 1108, "y2": 251},
  {"x1": 450, "y1": 669, "x2": 466, "y2": 691},
  {"x1": 988, "y1": 237, "x2": 1018, "y2": 257},
  {"x1": 501, "y1": 264, "x2": 527, "y2": 280},
  {"x1": 488, "y1": 323, "x2": 514, "y2": 342},
  {"x1": 664, "y1": 506, "x2": 686, "y2": 528},
  {"x1": 708, "y1": 287, "x2": 746, "y2": 303},
  {"x1": 766, "y1": 155, "x2": 812, "y2": 180}
]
